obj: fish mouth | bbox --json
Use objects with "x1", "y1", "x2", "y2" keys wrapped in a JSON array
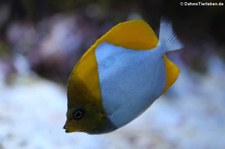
[
  {"x1": 64, "y1": 129, "x2": 73, "y2": 133},
  {"x1": 63, "y1": 123, "x2": 74, "y2": 133}
]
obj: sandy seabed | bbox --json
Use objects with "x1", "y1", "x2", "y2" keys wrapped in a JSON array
[{"x1": 1, "y1": 65, "x2": 225, "y2": 149}]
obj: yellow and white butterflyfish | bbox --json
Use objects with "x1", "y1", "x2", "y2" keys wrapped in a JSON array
[{"x1": 64, "y1": 18, "x2": 183, "y2": 134}]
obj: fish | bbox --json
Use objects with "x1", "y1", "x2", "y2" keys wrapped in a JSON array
[{"x1": 63, "y1": 18, "x2": 183, "y2": 134}]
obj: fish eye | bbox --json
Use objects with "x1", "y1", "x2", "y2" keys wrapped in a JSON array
[{"x1": 73, "y1": 109, "x2": 84, "y2": 120}]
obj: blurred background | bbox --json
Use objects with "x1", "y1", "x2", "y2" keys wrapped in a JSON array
[{"x1": 0, "y1": 0, "x2": 225, "y2": 149}]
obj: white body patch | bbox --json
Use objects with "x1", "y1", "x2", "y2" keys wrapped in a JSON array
[{"x1": 95, "y1": 42, "x2": 166, "y2": 128}]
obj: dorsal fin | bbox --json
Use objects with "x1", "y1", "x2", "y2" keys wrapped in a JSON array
[
  {"x1": 96, "y1": 19, "x2": 158, "y2": 50},
  {"x1": 162, "y1": 56, "x2": 180, "y2": 93}
]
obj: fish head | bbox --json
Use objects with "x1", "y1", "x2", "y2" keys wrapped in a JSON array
[{"x1": 64, "y1": 77, "x2": 117, "y2": 134}]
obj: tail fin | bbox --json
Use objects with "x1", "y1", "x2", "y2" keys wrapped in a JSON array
[{"x1": 159, "y1": 18, "x2": 183, "y2": 52}]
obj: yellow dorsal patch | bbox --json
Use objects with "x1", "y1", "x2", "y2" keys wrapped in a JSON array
[
  {"x1": 162, "y1": 56, "x2": 180, "y2": 93},
  {"x1": 99, "y1": 19, "x2": 158, "y2": 50}
]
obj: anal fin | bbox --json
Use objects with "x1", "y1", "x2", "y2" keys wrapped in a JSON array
[{"x1": 162, "y1": 56, "x2": 180, "y2": 93}]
